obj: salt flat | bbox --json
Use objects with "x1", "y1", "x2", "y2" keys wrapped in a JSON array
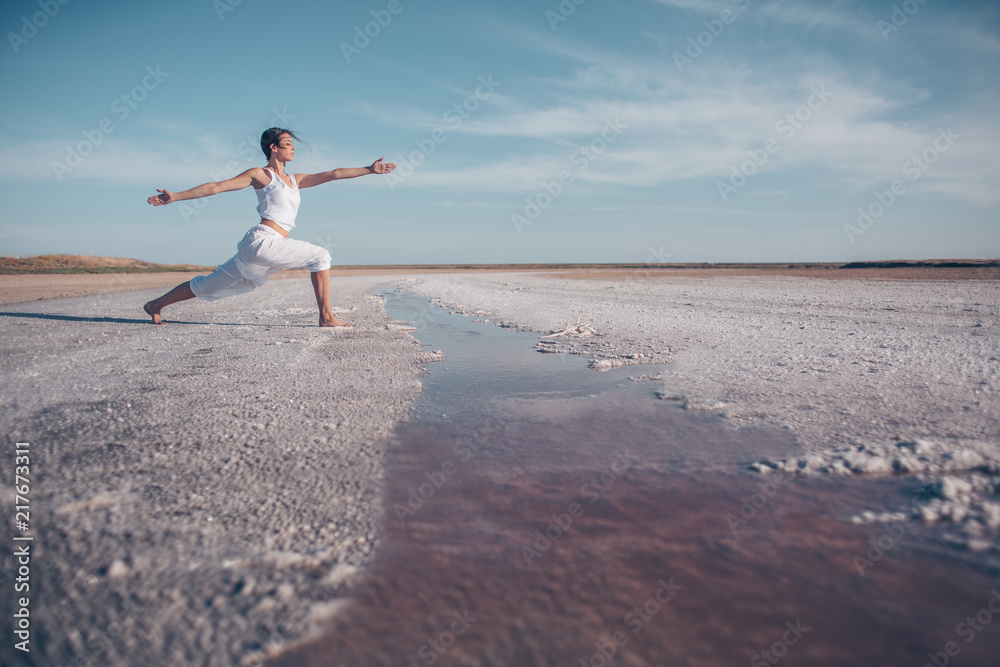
[
  {"x1": 405, "y1": 271, "x2": 1000, "y2": 547},
  {"x1": 0, "y1": 276, "x2": 425, "y2": 666},
  {"x1": 2, "y1": 269, "x2": 998, "y2": 666},
  {"x1": 269, "y1": 270, "x2": 1000, "y2": 667}
]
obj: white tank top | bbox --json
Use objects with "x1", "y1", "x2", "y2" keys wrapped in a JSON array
[{"x1": 255, "y1": 168, "x2": 301, "y2": 231}]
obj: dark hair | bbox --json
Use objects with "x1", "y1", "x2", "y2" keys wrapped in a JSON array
[{"x1": 260, "y1": 127, "x2": 304, "y2": 161}]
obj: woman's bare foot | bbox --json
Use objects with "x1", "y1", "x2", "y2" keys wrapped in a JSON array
[
  {"x1": 144, "y1": 301, "x2": 164, "y2": 325},
  {"x1": 142, "y1": 282, "x2": 193, "y2": 324},
  {"x1": 319, "y1": 315, "x2": 354, "y2": 327},
  {"x1": 320, "y1": 310, "x2": 352, "y2": 327}
]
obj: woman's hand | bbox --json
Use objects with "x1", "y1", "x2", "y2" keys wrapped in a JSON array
[
  {"x1": 296, "y1": 163, "x2": 397, "y2": 188},
  {"x1": 368, "y1": 158, "x2": 397, "y2": 175},
  {"x1": 147, "y1": 189, "x2": 176, "y2": 206}
]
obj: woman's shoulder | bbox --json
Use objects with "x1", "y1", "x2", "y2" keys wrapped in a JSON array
[{"x1": 243, "y1": 166, "x2": 272, "y2": 189}]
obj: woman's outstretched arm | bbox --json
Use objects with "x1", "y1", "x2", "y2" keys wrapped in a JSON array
[
  {"x1": 295, "y1": 158, "x2": 396, "y2": 189},
  {"x1": 146, "y1": 167, "x2": 268, "y2": 206}
]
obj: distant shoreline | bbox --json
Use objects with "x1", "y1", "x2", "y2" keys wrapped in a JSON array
[
  {"x1": 2, "y1": 253, "x2": 998, "y2": 276},
  {"x1": 0, "y1": 256, "x2": 1000, "y2": 305}
]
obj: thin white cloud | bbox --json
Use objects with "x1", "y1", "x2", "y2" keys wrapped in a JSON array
[
  {"x1": 652, "y1": 0, "x2": 732, "y2": 12},
  {"x1": 436, "y1": 201, "x2": 494, "y2": 208},
  {"x1": 653, "y1": 0, "x2": 1000, "y2": 50},
  {"x1": 6, "y1": 7, "x2": 999, "y2": 213},
  {"x1": 652, "y1": 0, "x2": 875, "y2": 36},
  {"x1": 0, "y1": 123, "x2": 390, "y2": 190},
  {"x1": 380, "y1": 16, "x2": 1000, "y2": 207},
  {"x1": 756, "y1": 0, "x2": 875, "y2": 36}
]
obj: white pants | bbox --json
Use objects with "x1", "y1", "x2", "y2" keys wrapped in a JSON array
[{"x1": 190, "y1": 225, "x2": 332, "y2": 302}]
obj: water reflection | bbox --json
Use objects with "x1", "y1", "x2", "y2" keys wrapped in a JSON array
[
  {"x1": 382, "y1": 290, "x2": 657, "y2": 417},
  {"x1": 269, "y1": 291, "x2": 1000, "y2": 667}
]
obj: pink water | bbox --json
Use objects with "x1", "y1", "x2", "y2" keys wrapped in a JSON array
[{"x1": 269, "y1": 293, "x2": 1000, "y2": 667}]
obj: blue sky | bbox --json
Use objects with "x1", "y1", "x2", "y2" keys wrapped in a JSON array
[{"x1": 1, "y1": 0, "x2": 997, "y2": 265}]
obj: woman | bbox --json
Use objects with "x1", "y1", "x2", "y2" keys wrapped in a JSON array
[{"x1": 144, "y1": 127, "x2": 396, "y2": 326}]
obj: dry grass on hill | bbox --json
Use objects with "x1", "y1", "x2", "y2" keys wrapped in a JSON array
[{"x1": 0, "y1": 254, "x2": 214, "y2": 275}]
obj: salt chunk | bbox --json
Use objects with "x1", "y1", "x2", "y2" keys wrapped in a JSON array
[
  {"x1": 982, "y1": 503, "x2": 1000, "y2": 530},
  {"x1": 937, "y1": 477, "x2": 973, "y2": 501},
  {"x1": 108, "y1": 559, "x2": 129, "y2": 579}
]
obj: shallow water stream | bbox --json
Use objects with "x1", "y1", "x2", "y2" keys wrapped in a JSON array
[{"x1": 271, "y1": 290, "x2": 1000, "y2": 667}]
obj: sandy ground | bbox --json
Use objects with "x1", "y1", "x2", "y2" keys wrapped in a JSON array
[
  {"x1": 0, "y1": 276, "x2": 428, "y2": 666},
  {"x1": 404, "y1": 271, "x2": 1000, "y2": 548},
  {"x1": 0, "y1": 271, "x2": 214, "y2": 305},
  {"x1": 4, "y1": 265, "x2": 994, "y2": 306},
  {"x1": 0, "y1": 268, "x2": 487, "y2": 307}
]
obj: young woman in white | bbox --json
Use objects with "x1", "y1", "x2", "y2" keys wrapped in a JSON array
[{"x1": 144, "y1": 127, "x2": 395, "y2": 327}]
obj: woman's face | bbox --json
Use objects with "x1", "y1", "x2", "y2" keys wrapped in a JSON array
[{"x1": 272, "y1": 133, "x2": 295, "y2": 162}]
